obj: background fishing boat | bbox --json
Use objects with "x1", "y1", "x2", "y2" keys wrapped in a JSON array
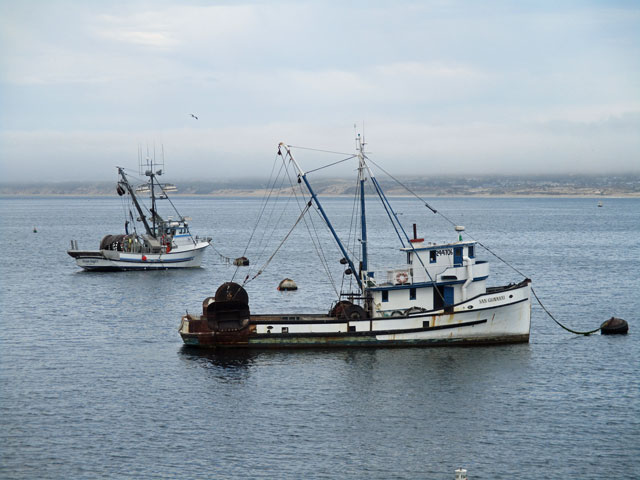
[{"x1": 68, "y1": 151, "x2": 210, "y2": 270}]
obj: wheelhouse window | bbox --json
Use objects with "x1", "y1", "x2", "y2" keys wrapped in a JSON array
[
  {"x1": 410, "y1": 288, "x2": 416, "y2": 300},
  {"x1": 382, "y1": 290, "x2": 389, "y2": 302},
  {"x1": 430, "y1": 250, "x2": 436, "y2": 263},
  {"x1": 468, "y1": 245, "x2": 475, "y2": 258}
]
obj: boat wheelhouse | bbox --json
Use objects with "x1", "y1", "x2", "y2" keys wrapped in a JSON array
[
  {"x1": 367, "y1": 235, "x2": 489, "y2": 317},
  {"x1": 179, "y1": 135, "x2": 531, "y2": 348}
]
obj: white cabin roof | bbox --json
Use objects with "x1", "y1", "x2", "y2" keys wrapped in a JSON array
[{"x1": 400, "y1": 240, "x2": 476, "y2": 252}]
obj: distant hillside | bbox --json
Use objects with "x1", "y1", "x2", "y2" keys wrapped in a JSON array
[{"x1": 1, "y1": 174, "x2": 639, "y2": 197}]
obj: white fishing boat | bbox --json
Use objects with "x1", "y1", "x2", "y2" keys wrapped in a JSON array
[
  {"x1": 180, "y1": 135, "x2": 531, "y2": 348},
  {"x1": 68, "y1": 154, "x2": 211, "y2": 271}
]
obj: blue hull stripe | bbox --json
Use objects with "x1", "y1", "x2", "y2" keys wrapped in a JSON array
[{"x1": 118, "y1": 256, "x2": 195, "y2": 263}]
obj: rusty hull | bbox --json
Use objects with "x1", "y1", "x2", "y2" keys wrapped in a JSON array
[
  {"x1": 179, "y1": 279, "x2": 531, "y2": 348},
  {"x1": 179, "y1": 312, "x2": 530, "y2": 349}
]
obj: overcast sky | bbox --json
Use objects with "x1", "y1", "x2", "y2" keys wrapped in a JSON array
[{"x1": 1, "y1": 0, "x2": 639, "y2": 182}]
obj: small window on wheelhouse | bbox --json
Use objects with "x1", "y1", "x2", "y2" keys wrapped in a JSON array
[
  {"x1": 468, "y1": 245, "x2": 475, "y2": 258},
  {"x1": 382, "y1": 290, "x2": 389, "y2": 302},
  {"x1": 430, "y1": 250, "x2": 436, "y2": 263},
  {"x1": 410, "y1": 288, "x2": 416, "y2": 300}
]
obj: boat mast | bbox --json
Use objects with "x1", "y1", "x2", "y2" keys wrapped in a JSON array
[
  {"x1": 117, "y1": 167, "x2": 153, "y2": 236},
  {"x1": 360, "y1": 157, "x2": 439, "y2": 286},
  {"x1": 357, "y1": 133, "x2": 368, "y2": 274},
  {"x1": 149, "y1": 160, "x2": 157, "y2": 236},
  {"x1": 279, "y1": 143, "x2": 363, "y2": 292}
]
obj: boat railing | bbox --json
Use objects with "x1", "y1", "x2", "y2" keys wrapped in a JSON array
[
  {"x1": 365, "y1": 265, "x2": 413, "y2": 286},
  {"x1": 368, "y1": 260, "x2": 490, "y2": 286}
]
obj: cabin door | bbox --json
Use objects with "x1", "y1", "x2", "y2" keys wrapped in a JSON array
[
  {"x1": 454, "y1": 247, "x2": 463, "y2": 266},
  {"x1": 443, "y1": 287, "x2": 454, "y2": 305},
  {"x1": 434, "y1": 286, "x2": 455, "y2": 309}
]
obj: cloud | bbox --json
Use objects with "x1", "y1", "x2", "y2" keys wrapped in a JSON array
[
  {"x1": 1, "y1": 1, "x2": 639, "y2": 180},
  {"x1": 2, "y1": 110, "x2": 638, "y2": 183},
  {"x1": 93, "y1": 5, "x2": 258, "y2": 50}
]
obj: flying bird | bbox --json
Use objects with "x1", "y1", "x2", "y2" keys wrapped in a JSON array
[{"x1": 189, "y1": 113, "x2": 198, "y2": 120}]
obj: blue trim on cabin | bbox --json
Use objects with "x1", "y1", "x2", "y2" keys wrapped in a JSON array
[{"x1": 367, "y1": 275, "x2": 489, "y2": 292}]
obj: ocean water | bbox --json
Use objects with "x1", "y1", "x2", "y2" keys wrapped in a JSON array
[{"x1": 1, "y1": 195, "x2": 639, "y2": 479}]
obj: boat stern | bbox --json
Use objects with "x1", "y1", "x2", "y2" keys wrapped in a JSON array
[
  {"x1": 179, "y1": 314, "x2": 212, "y2": 346},
  {"x1": 180, "y1": 282, "x2": 254, "y2": 347}
]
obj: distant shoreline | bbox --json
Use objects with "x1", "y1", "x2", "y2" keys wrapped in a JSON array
[
  {"x1": 1, "y1": 192, "x2": 638, "y2": 198},
  {"x1": 1, "y1": 174, "x2": 638, "y2": 198}
]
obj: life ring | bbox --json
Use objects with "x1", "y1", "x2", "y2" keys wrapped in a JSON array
[{"x1": 396, "y1": 271, "x2": 409, "y2": 284}]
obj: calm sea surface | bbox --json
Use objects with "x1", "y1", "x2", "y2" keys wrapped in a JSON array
[{"x1": 1, "y1": 195, "x2": 639, "y2": 479}]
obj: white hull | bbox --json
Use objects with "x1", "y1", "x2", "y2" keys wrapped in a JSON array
[
  {"x1": 70, "y1": 242, "x2": 209, "y2": 271},
  {"x1": 374, "y1": 294, "x2": 530, "y2": 344},
  {"x1": 180, "y1": 281, "x2": 531, "y2": 347}
]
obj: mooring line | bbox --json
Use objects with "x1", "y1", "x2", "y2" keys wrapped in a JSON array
[
  {"x1": 372, "y1": 163, "x2": 604, "y2": 336},
  {"x1": 531, "y1": 287, "x2": 600, "y2": 335}
]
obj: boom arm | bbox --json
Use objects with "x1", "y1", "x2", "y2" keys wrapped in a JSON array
[
  {"x1": 278, "y1": 143, "x2": 363, "y2": 291},
  {"x1": 117, "y1": 167, "x2": 154, "y2": 237}
]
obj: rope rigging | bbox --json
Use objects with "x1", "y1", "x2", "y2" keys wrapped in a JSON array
[
  {"x1": 230, "y1": 141, "x2": 612, "y2": 336},
  {"x1": 283, "y1": 161, "x2": 341, "y2": 299},
  {"x1": 243, "y1": 202, "x2": 312, "y2": 286},
  {"x1": 234, "y1": 151, "x2": 346, "y2": 301},
  {"x1": 231, "y1": 154, "x2": 288, "y2": 284},
  {"x1": 366, "y1": 157, "x2": 604, "y2": 336}
]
